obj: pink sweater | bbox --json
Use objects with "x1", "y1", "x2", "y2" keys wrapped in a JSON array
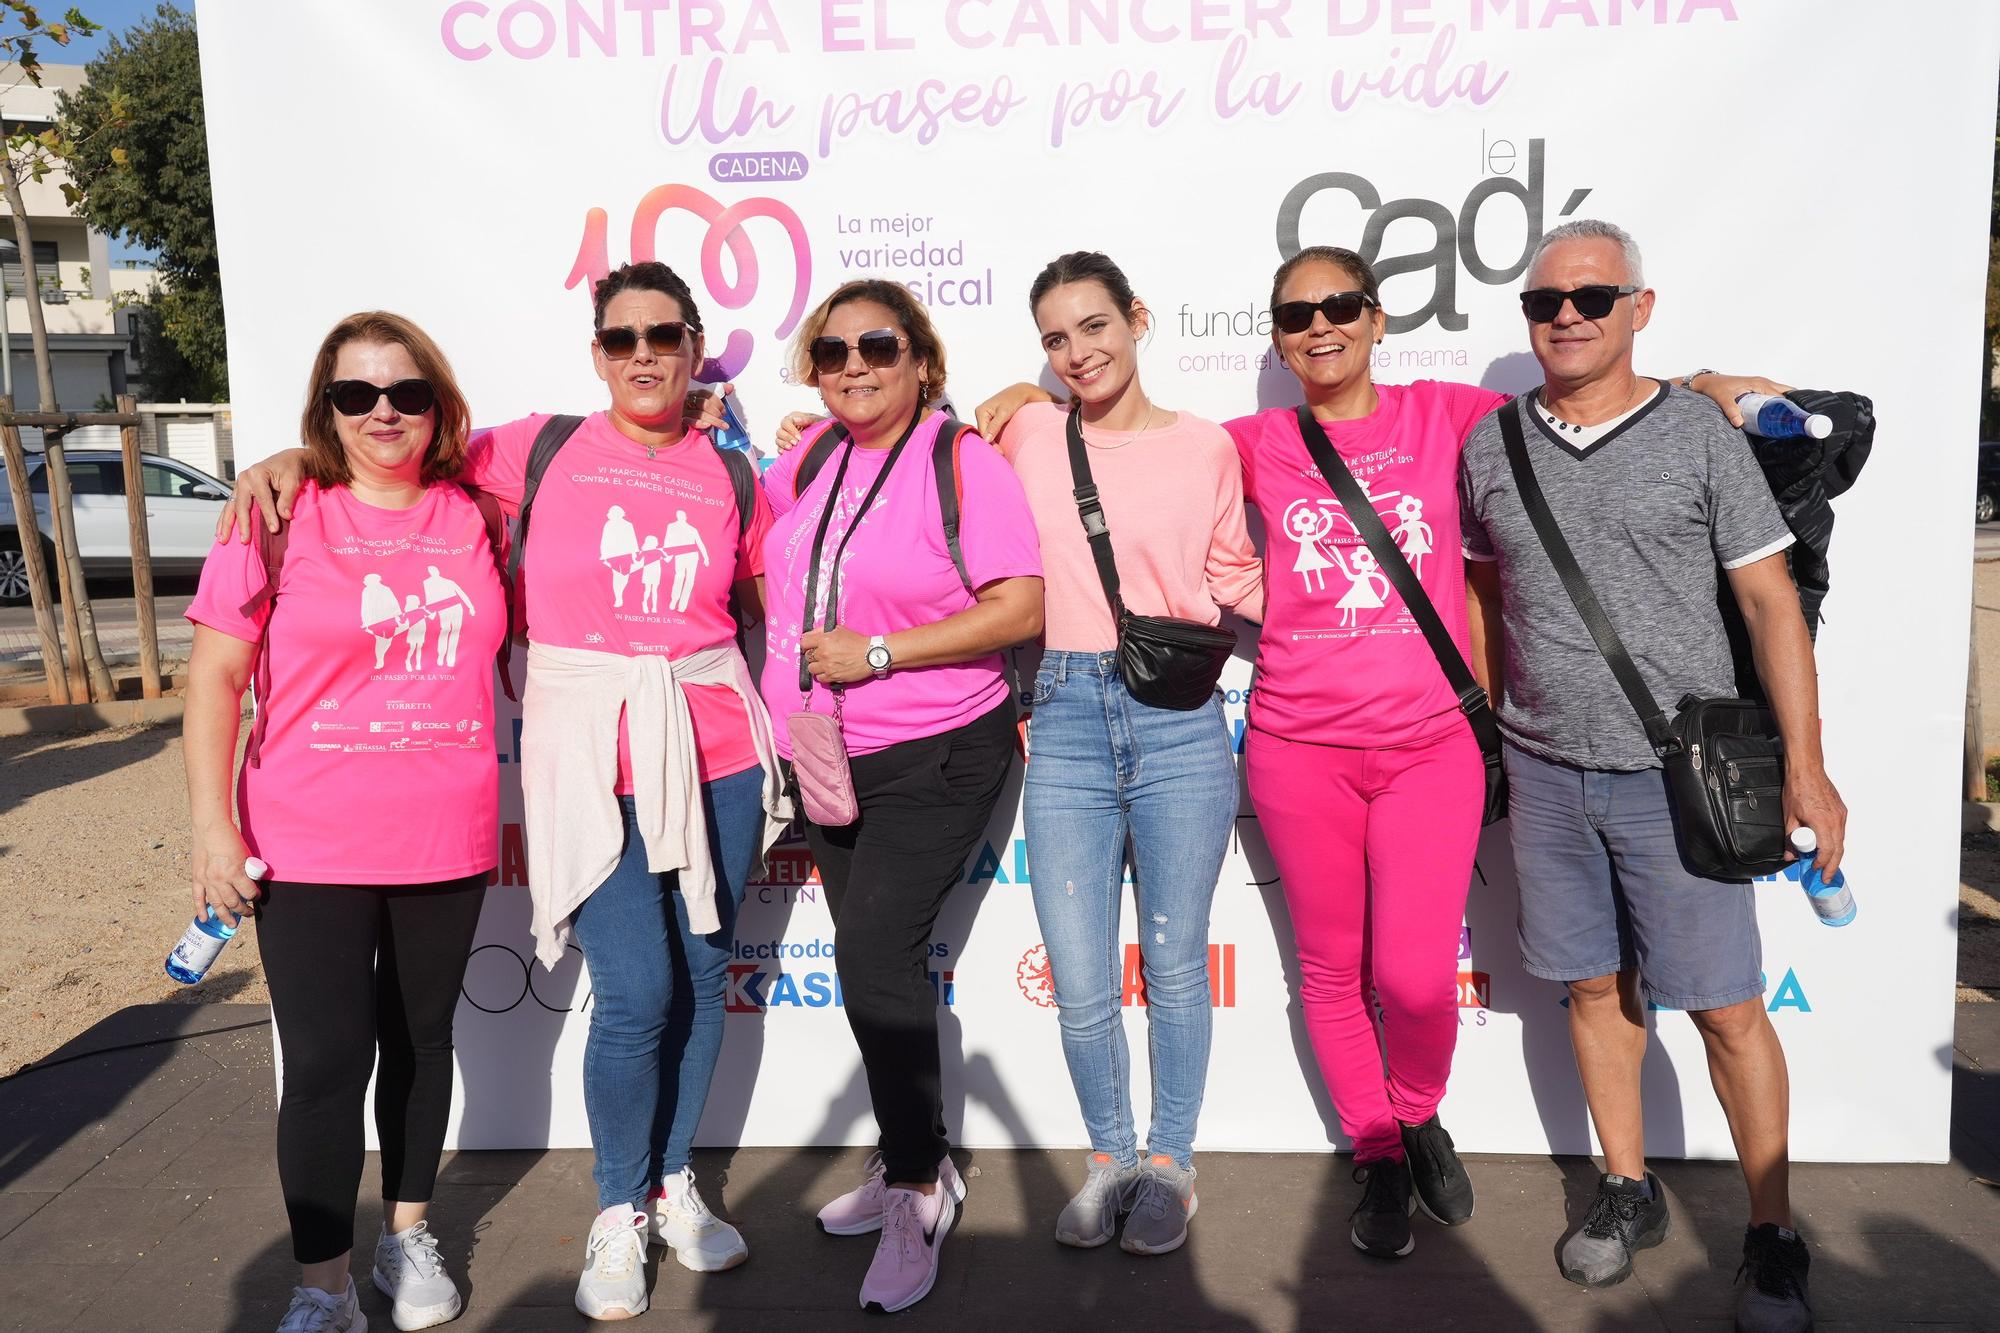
[{"x1": 999, "y1": 402, "x2": 1263, "y2": 652}]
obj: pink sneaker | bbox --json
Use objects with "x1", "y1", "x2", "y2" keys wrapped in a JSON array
[
  {"x1": 817, "y1": 1152, "x2": 965, "y2": 1236},
  {"x1": 859, "y1": 1185, "x2": 954, "y2": 1313}
]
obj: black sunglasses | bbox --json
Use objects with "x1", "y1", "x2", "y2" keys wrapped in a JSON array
[
  {"x1": 596, "y1": 321, "x2": 691, "y2": 359},
  {"x1": 1519, "y1": 285, "x2": 1639, "y2": 323},
  {"x1": 1271, "y1": 292, "x2": 1376, "y2": 335},
  {"x1": 325, "y1": 378, "x2": 436, "y2": 417},
  {"x1": 810, "y1": 328, "x2": 907, "y2": 376}
]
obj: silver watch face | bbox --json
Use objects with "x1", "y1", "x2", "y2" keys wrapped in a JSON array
[{"x1": 867, "y1": 645, "x2": 891, "y2": 669}]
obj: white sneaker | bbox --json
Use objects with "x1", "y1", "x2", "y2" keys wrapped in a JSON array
[
  {"x1": 370, "y1": 1220, "x2": 463, "y2": 1330},
  {"x1": 651, "y1": 1166, "x2": 749, "y2": 1272},
  {"x1": 277, "y1": 1277, "x2": 366, "y2": 1332},
  {"x1": 574, "y1": 1204, "x2": 650, "y2": 1322}
]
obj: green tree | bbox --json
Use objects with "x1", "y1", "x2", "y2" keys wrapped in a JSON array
[{"x1": 56, "y1": 3, "x2": 224, "y2": 399}]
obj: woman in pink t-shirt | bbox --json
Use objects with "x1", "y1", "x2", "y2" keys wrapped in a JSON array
[
  {"x1": 186, "y1": 313, "x2": 503, "y2": 1331},
  {"x1": 224, "y1": 264, "x2": 792, "y2": 1322},
  {"x1": 1233, "y1": 246, "x2": 1782, "y2": 1261},
  {"x1": 759, "y1": 280, "x2": 1043, "y2": 1315},
  {"x1": 970, "y1": 253, "x2": 1263, "y2": 1258}
]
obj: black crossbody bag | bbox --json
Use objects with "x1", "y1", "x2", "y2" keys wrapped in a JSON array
[
  {"x1": 1496, "y1": 399, "x2": 1788, "y2": 879},
  {"x1": 1293, "y1": 406, "x2": 1509, "y2": 825},
  {"x1": 1065, "y1": 407, "x2": 1237, "y2": 711}
]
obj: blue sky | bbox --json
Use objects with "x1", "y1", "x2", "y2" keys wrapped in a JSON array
[{"x1": 41, "y1": 1, "x2": 193, "y2": 264}]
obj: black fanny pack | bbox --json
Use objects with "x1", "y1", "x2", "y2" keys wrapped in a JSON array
[
  {"x1": 1498, "y1": 399, "x2": 1787, "y2": 878},
  {"x1": 1065, "y1": 407, "x2": 1236, "y2": 711}
]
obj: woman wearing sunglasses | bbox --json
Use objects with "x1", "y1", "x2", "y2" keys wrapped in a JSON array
[
  {"x1": 977, "y1": 245, "x2": 1777, "y2": 1264},
  {"x1": 186, "y1": 313, "x2": 503, "y2": 1333},
  {"x1": 758, "y1": 279, "x2": 1042, "y2": 1314},
  {"x1": 221, "y1": 263, "x2": 792, "y2": 1324}
]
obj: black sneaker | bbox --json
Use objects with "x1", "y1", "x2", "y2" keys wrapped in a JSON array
[
  {"x1": 1735, "y1": 1223, "x2": 1813, "y2": 1332},
  {"x1": 1400, "y1": 1114, "x2": 1475, "y2": 1225},
  {"x1": 1558, "y1": 1171, "x2": 1670, "y2": 1288},
  {"x1": 1349, "y1": 1158, "x2": 1416, "y2": 1259}
]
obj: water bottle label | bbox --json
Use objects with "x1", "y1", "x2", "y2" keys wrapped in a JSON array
[
  {"x1": 1811, "y1": 883, "x2": 1856, "y2": 924},
  {"x1": 168, "y1": 921, "x2": 227, "y2": 979}
]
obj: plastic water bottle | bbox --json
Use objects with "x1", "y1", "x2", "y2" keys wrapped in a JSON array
[
  {"x1": 713, "y1": 389, "x2": 751, "y2": 453},
  {"x1": 164, "y1": 856, "x2": 268, "y2": 984},
  {"x1": 1736, "y1": 393, "x2": 1832, "y2": 441},
  {"x1": 1787, "y1": 828, "x2": 1855, "y2": 927}
]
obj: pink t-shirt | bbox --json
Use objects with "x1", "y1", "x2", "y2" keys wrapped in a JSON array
[
  {"x1": 1227, "y1": 380, "x2": 1504, "y2": 748},
  {"x1": 760, "y1": 413, "x2": 1042, "y2": 757},
  {"x1": 465, "y1": 413, "x2": 773, "y2": 786},
  {"x1": 188, "y1": 481, "x2": 506, "y2": 885},
  {"x1": 998, "y1": 402, "x2": 1262, "y2": 652}
]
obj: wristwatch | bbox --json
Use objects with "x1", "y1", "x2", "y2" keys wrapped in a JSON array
[
  {"x1": 1679, "y1": 368, "x2": 1718, "y2": 390},
  {"x1": 866, "y1": 635, "x2": 892, "y2": 679}
]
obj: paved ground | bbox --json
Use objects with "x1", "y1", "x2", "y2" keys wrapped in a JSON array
[
  {"x1": 1, "y1": 1002, "x2": 1996, "y2": 1332},
  {"x1": 0, "y1": 581, "x2": 195, "y2": 671}
]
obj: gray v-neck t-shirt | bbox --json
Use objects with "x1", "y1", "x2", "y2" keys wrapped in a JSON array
[{"x1": 1458, "y1": 383, "x2": 1793, "y2": 771}]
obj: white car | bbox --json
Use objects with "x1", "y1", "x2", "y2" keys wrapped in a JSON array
[{"x1": 0, "y1": 450, "x2": 229, "y2": 605}]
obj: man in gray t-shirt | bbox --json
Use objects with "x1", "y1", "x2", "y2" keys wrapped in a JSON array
[{"x1": 1459, "y1": 221, "x2": 1845, "y2": 1332}]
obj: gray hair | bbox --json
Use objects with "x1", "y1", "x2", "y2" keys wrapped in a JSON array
[{"x1": 1526, "y1": 219, "x2": 1644, "y2": 288}]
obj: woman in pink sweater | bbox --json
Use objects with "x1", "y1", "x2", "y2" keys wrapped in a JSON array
[{"x1": 992, "y1": 253, "x2": 1262, "y2": 1258}]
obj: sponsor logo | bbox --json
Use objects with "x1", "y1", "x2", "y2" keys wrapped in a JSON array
[
  {"x1": 310, "y1": 720, "x2": 356, "y2": 733},
  {"x1": 1458, "y1": 926, "x2": 1473, "y2": 961},
  {"x1": 1457, "y1": 970, "x2": 1491, "y2": 1008},
  {"x1": 1017, "y1": 944, "x2": 1054, "y2": 1008},
  {"x1": 711, "y1": 150, "x2": 808, "y2": 182},
  {"x1": 370, "y1": 720, "x2": 406, "y2": 734},
  {"x1": 384, "y1": 700, "x2": 431, "y2": 711},
  {"x1": 457, "y1": 718, "x2": 483, "y2": 733},
  {"x1": 750, "y1": 845, "x2": 822, "y2": 903},
  {"x1": 413, "y1": 721, "x2": 452, "y2": 732},
  {"x1": 313, "y1": 697, "x2": 339, "y2": 711},
  {"x1": 583, "y1": 631, "x2": 606, "y2": 644},
  {"x1": 1276, "y1": 138, "x2": 1592, "y2": 334},
  {"x1": 1018, "y1": 943, "x2": 1238, "y2": 1009},
  {"x1": 569, "y1": 184, "x2": 809, "y2": 383},
  {"x1": 347, "y1": 742, "x2": 388, "y2": 752},
  {"x1": 724, "y1": 961, "x2": 955, "y2": 1013},
  {"x1": 307, "y1": 742, "x2": 343, "y2": 752},
  {"x1": 1558, "y1": 968, "x2": 1814, "y2": 1016}
]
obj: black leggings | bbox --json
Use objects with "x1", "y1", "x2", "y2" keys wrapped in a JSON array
[
  {"x1": 803, "y1": 703, "x2": 1016, "y2": 1184},
  {"x1": 257, "y1": 875, "x2": 487, "y2": 1264}
]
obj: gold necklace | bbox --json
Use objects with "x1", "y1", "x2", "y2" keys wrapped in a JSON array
[{"x1": 1085, "y1": 404, "x2": 1159, "y2": 451}]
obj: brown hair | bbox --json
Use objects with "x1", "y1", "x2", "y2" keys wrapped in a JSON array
[
  {"x1": 300, "y1": 311, "x2": 472, "y2": 487},
  {"x1": 789, "y1": 279, "x2": 949, "y2": 403}
]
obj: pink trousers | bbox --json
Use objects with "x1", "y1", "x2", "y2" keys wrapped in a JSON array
[{"x1": 1246, "y1": 719, "x2": 1484, "y2": 1162}]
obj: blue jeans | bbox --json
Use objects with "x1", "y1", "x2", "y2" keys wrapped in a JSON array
[
  {"x1": 569, "y1": 767, "x2": 762, "y2": 1211},
  {"x1": 1023, "y1": 651, "x2": 1238, "y2": 1169}
]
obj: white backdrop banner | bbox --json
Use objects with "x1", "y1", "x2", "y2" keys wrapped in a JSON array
[{"x1": 201, "y1": 0, "x2": 2000, "y2": 1163}]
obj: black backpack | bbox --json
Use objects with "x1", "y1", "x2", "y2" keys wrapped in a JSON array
[{"x1": 790, "y1": 416, "x2": 976, "y2": 593}]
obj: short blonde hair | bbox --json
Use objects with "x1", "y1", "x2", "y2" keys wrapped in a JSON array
[
  {"x1": 300, "y1": 311, "x2": 471, "y2": 487},
  {"x1": 789, "y1": 279, "x2": 949, "y2": 403}
]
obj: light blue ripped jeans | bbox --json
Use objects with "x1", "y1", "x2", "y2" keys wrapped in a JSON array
[{"x1": 1023, "y1": 651, "x2": 1239, "y2": 1169}]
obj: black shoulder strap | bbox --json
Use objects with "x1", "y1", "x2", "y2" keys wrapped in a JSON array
[
  {"x1": 793, "y1": 421, "x2": 849, "y2": 498},
  {"x1": 1293, "y1": 404, "x2": 1501, "y2": 758},
  {"x1": 510, "y1": 414, "x2": 586, "y2": 581},
  {"x1": 1496, "y1": 399, "x2": 1676, "y2": 756},
  {"x1": 1064, "y1": 407, "x2": 1124, "y2": 617},
  {"x1": 712, "y1": 442, "x2": 757, "y2": 540},
  {"x1": 465, "y1": 488, "x2": 518, "y2": 703},
  {"x1": 933, "y1": 417, "x2": 973, "y2": 593}
]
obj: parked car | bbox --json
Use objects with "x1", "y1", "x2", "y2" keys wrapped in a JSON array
[
  {"x1": 1980, "y1": 442, "x2": 2000, "y2": 524},
  {"x1": 0, "y1": 450, "x2": 229, "y2": 605}
]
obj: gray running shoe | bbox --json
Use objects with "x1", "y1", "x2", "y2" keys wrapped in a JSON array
[
  {"x1": 1734, "y1": 1223, "x2": 1813, "y2": 1332},
  {"x1": 1119, "y1": 1156, "x2": 1198, "y2": 1256},
  {"x1": 1054, "y1": 1153, "x2": 1139, "y2": 1248},
  {"x1": 1560, "y1": 1172, "x2": 1671, "y2": 1288},
  {"x1": 371, "y1": 1220, "x2": 462, "y2": 1330}
]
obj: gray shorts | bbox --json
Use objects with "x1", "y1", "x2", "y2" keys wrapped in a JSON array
[{"x1": 1504, "y1": 741, "x2": 1764, "y2": 1012}]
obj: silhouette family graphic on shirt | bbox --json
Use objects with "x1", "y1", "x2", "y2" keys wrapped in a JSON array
[
  {"x1": 1281, "y1": 481, "x2": 1435, "y2": 630},
  {"x1": 598, "y1": 505, "x2": 710, "y2": 615},
  {"x1": 358, "y1": 567, "x2": 477, "y2": 672}
]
